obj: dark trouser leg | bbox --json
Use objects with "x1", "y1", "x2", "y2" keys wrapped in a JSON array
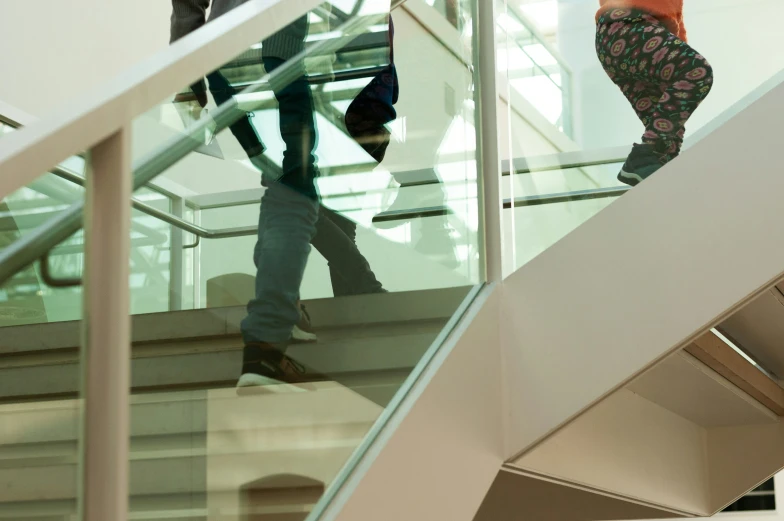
[
  {"x1": 311, "y1": 206, "x2": 384, "y2": 296},
  {"x1": 261, "y1": 57, "x2": 319, "y2": 199},
  {"x1": 205, "y1": 69, "x2": 266, "y2": 158}
]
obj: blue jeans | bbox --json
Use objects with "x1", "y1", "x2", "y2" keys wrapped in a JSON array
[
  {"x1": 241, "y1": 179, "x2": 319, "y2": 343},
  {"x1": 240, "y1": 55, "x2": 319, "y2": 344}
]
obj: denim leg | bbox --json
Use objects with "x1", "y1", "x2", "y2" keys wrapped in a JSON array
[
  {"x1": 240, "y1": 48, "x2": 320, "y2": 344},
  {"x1": 241, "y1": 181, "x2": 318, "y2": 344}
]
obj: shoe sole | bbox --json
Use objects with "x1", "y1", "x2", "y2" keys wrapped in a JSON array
[
  {"x1": 235, "y1": 373, "x2": 309, "y2": 395},
  {"x1": 618, "y1": 169, "x2": 643, "y2": 187},
  {"x1": 291, "y1": 325, "x2": 318, "y2": 343}
]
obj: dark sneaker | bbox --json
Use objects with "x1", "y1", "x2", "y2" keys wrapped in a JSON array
[
  {"x1": 236, "y1": 342, "x2": 328, "y2": 394},
  {"x1": 618, "y1": 144, "x2": 664, "y2": 187},
  {"x1": 291, "y1": 302, "x2": 317, "y2": 343}
]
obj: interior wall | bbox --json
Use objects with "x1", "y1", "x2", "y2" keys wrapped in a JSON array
[{"x1": 0, "y1": 0, "x2": 172, "y2": 115}]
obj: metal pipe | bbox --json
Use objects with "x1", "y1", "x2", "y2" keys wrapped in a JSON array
[
  {"x1": 0, "y1": 203, "x2": 83, "y2": 285},
  {"x1": 192, "y1": 208, "x2": 202, "y2": 309},
  {"x1": 49, "y1": 164, "x2": 197, "y2": 239},
  {"x1": 473, "y1": 0, "x2": 504, "y2": 283},
  {"x1": 169, "y1": 197, "x2": 185, "y2": 311},
  {"x1": 48, "y1": 235, "x2": 164, "y2": 257},
  {"x1": 39, "y1": 251, "x2": 82, "y2": 288}
]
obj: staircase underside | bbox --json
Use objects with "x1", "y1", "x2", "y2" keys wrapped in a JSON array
[{"x1": 498, "y1": 78, "x2": 784, "y2": 517}]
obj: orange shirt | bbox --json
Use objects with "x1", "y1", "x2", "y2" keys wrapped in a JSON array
[{"x1": 597, "y1": 0, "x2": 687, "y2": 41}]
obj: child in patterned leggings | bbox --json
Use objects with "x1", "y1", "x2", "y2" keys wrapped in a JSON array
[{"x1": 595, "y1": 1, "x2": 713, "y2": 186}]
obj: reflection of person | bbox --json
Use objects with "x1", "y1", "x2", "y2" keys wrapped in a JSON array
[
  {"x1": 170, "y1": 1, "x2": 385, "y2": 300},
  {"x1": 595, "y1": 1, "x2": 713, "y2": 186},
  {"x1": 170, "y1": 0, "x2": 390, "y2": 390},
  {"x1": 240, "y1": 14, "x2": 397, "y2": 389}
]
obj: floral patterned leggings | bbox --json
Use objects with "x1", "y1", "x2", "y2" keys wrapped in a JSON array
[{"x1": 596, "y1": 8, "x2": 713, "y2": 161}]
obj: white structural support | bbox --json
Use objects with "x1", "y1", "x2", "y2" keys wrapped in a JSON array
[
  {"x1": 319, "y1": 285, "x2": 505, "y2": 521},
  {"x1": 500, "y1": 72, "x2": 784, "y2": 515},
  {"x1": 503, "y1": 76, "x2": 784, "y2": 457},
  {"x1": 81, "y1": 127, "x2": 132, "y2": 521},
  {"x1": 473, "y1": 0, "x2": 503, "y2": 283}
]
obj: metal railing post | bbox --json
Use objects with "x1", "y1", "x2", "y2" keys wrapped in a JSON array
[
  {"x1": 473, "y1": 0, "x2": 504, "y2": 283},
  {"x1": 80, "y1": 126, "x2": 131, "y2": 521},
  {"x1": 169, "y1": 196, "x2": 185, "y2": 311},
  {"x1": 192, "y1": 206, "x2": 202, "y2": 308}
]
